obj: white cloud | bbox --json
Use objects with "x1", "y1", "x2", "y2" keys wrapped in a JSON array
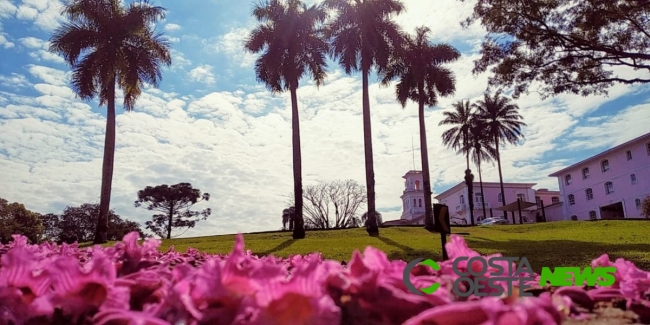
[
  {"x1": 164, "y1": 23, "x2": 181, "y2": 31},
  {"x1": 0, "y1": 33, "x2": 14, "y2": 48},
  {"x1": 187, "y1": 64, "x2": 216, "y2": 85},
  {"x1": 14, "y1": 0, "x2": 65, "y2": 31},
  {"x1": 0, "y1": 73, "x2": 30, "y2": 89},
  {"x1": 0, "y1": 0, "x2": 17, "y2": 18},
  {"x1": 204, "y1": 27, "x2": 257, "y2": 68},
  {"x1": 19, "y1": 37, "x2": 64, "y2": 63}
]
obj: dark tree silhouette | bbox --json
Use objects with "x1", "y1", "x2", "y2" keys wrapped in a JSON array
[
  {"x1": 473, "y1": 91, "x2": 526, "y2": 218},
  {"x1": 57, "y1": 203, "x2": 145, "y2": 243},
  {"x1": 282, "y1": 206, "x2": 295, "y2": 231},
  {"x1": 324, "y1": 0, "x2": 405, "y2": 237},
  {"x1": 0, "y1": 198, "x2": 44, "y2": 244},
  {"x1": 468, "y1": 117, "x2": 498, "y2": 220},
  {"x1": 135, "y1": 183, "x2": 211, "y2": 239},
  {"x1": 460, "y1": 0, "x2": 650, "y2": 99},
  {"x1": 245, "y1": 0, "x2": 329, "y2": 240},
  {"x1": 440, "y1": 100, "x2": 477, "y2": 224},
  {"x1": 49, "y1": 0, "x2": 172, "y2": 244},
  {"x1": 361, "y1": 211, "x2": 383, "y2": 227},
  {"x1": 380, "y1": 26, "x2": 460, "y2": 230}
]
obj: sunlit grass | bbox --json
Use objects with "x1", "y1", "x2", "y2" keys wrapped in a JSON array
[{"x1": 95, "y1": 220, "x2": 650, "y2": 272}]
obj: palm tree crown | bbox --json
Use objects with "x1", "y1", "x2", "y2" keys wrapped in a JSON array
[
  {"x1": 440, "y1": 100, "x2": 475, "y2": 156},
  {"x1": 473, "y1": 91, "x2": 527, "y2": 147},
  {"x1": 50, "y1": 0, "x2": 171, "y2": 110},
  {"x1": 380, "y1": 26, "x2": 459, "y2": 107},
  {"x1": 245, "y1": 0, "x2": 328, "y2": 91}
]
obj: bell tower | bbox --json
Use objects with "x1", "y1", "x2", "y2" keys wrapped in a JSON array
[{"x1": 400, "y1": 170, "x2": 425, "y2": 220}]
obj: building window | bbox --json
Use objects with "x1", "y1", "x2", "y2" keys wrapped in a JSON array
[
  {"x1": 415, "y1": 180, "x2": 420, "y2": 190},
  {"x1": 565, "y1": 174, "x2": 572, "y2": 185},
  {"x1": 601, "y1": 159, "x2": 609, "y2": 172},
  {"x1": 568, "y1": 194, "x2": 575, "y2": 205},
  {"x1": 570, "y1": 215, "x2": 578, "y2": 221},
  {"x1": 631, "y1": 173, "x2": 637, "y2": 185},
  {"x1": 585, "y1": 188, "x2": 593, "y2": 201},
  {"x1": 475, "y1": 192, "x2": 483, "y2": 203},
  {"x1": 498, "y1": 193, "x2": 503, "y2": 202},
  {"x1": 582, "y1": 167, "x2": 589, "y2": 179},
  {"x1": 459, "y1": 195, "x2": 465, "y2": 204},
  {"x1": 589, "y1": 210, "x2": 597, "y2": 220},
  {"x1": 647, "y1": 142, "x2": 650, "y2": 156},
  {"x1": 413, "y1": 198, "x2": 416, "y2": 206},
  {"x1": 636, "y1": 198, "x2": 642, "y2": 210},
  {"x1": 604, "y1": 181, "x2": 614, "y2": 195},
  {"x1": 517, "y1": 193, "x2": 525, "y2": 201},
  {"x1": 551, "y1": 196, "x2": 559, "y2": 204},
  {"x1": 535, "y1": 196, "x2": 541, "y2": 207},
  {"x1": 419, "y1": 199, "x2": 422, "y2": 207},
  {"x1": 626, "y1": 150, "x2": 632, "y2": 160}
]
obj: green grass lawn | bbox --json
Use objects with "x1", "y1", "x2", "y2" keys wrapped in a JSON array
[{"x1": 109, "y1": 221, "x2": 650, "y2": 272}]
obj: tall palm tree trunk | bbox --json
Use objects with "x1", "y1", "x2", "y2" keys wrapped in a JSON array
[
  {"x1": 465, "y1": 148, "x2": 475, "y2": 225},
  {"x1": 478, "y1": 157, "x2": 487, "y2": 219},
  {"x1": 417, "y1": 85, "x2": 433, "y2": 228},
  {"x1": 362, "y1": 63, "x2": 378, "y2": 237},
  {"x1": 166, "y1": 203, "x2": 174, "y2": 239},
  {"x1": 494, "y1": 134, "x2": 507, "y2": 219},
  {"x1": 94, "y1": 79, "x2": 116, "y2": 244},
  {"x1": 290, "y1": 86, "x2": 305, "y2": 239}
]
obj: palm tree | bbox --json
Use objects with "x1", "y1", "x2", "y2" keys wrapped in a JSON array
[
  {"x1": 245, "y1": 0, "x2": 328, "y2": 239},
  {"x1": 49, "y1": 0, "x2": 172, "y2": 244},
  {"x1": 439, "y1": 100, "x2": 477, "y2": 225},
  {"x1": 361, "y1": 211, "x2": 382, "y2": 226},
  {"x1": 380, "y1": 26, "x2": 459, "y2": 230},
  {"x1": 324, "y1": 0, "x2": 404, "y2": 237},
  {"x1": 473, "y1": 91, "x2": 527, "y2": 218},
  {"x1": 468, "y1": 116, "x2": 498, "y2": 220}
]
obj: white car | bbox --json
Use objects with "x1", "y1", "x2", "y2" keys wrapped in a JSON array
[{"x1": 477, "y1": 217, "x2": 510, "y2": 225}]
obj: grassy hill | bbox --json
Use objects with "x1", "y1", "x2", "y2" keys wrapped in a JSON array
[{"x1": 144, "y1": 220, "x2": 650, "y2": 272}]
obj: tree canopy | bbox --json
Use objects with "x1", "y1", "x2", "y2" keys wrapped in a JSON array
[
  {"x1": 0, "y1": 198, "x2": 44, "y2": 244},
  {"x1": 135, "y1": 183, "x2": 211, "y2": 239},
  {"x1": 461, "y1": 0, "x2": 650, "y2": 99}
]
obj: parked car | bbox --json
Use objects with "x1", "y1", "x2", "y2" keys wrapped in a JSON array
[{"x1": 477, "y1": 217, "x2": 509, "y2": 226}]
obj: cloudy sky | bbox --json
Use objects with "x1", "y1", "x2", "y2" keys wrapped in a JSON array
[{"x1": 0, "y1": 0, "x2": 648, "y2": 238}]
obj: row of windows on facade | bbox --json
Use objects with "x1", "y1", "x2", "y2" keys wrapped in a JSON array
[
  {"x1": 564, "y1": 143, "x2": 650, "y2": 186},
  {"x1": 459, "y1": 193, "x2": 559, "y2": 205},
  {"x1": 569, "y1": 198, "x2": 645, "y2": 221},
  {"x1": 566, "y1": 176, "x2": 639, "y2": 205}
]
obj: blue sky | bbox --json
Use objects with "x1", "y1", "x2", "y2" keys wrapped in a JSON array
[{"x1": 1, "y1": 0, "x2": 648, "y2": 238}]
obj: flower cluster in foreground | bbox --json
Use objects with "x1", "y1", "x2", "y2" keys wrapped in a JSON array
[{"x1": 1, "y1": 232, "x2": 649, "y2": 325}]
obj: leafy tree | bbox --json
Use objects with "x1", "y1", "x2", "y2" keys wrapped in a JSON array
[
  {"x1": 380, "y1": 26, "x2": 460, "y2": 229},
  {"x1": 49, "y1": 0, "x2": 172, "y2": 244},
  {"x1": 58, "y1": 203, "x2": 144, "y2": 243},
  {"x1": 473, "y1": 91, "x2": 526, "y2": 218},
  {"x1": 440, "y1": 100, "x2": 477, "y2": 224},
  {"x1": 459, "y1": 0, "x2": 650, "y2": 99},
  {"x1": 245, "y1": 0, "x2": 328, "y2": 240},
  {"x1": 642, "y1": 196, "x2": 650, "y2": 218},
  {"x1": 40, "y1": 213, "x2": 62, "y2": 242},
  {"x1": 286, "y1": 179, "x2": 367, "y2": 229},
  {"x1": 134, "y1": 183, "x2": 211, "y2": 239},
  {"x1": 324, "y1": 0, "x2": 405, "y2": 237},
  {"x1": 0, "y1": 198, "x2": 44, "y2": 244}
]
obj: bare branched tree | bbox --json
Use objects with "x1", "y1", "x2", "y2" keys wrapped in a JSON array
[{"x1": 285, "y1": 179, "x2": 366, "y2": 229}]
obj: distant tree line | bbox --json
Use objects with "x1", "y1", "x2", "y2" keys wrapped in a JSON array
[
  {"x1": 0, "y1": 182, "x2": 211, "y2": 244},
  {"x1": 0, "y1": 198, "x2": 144, "y2": 244}
]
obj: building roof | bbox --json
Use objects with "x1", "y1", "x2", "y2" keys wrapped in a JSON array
[
  {"x1": 382, "y1": 214, "x2": 425, "y2": 226},
  {"x1": 548, "y1": 132, "x2": 650, "y2": 177},
  {"x1": 434, "y1": 181, "x2": 537, "y2": 199},
  {"x1": 403, "y1": 170, "x2": 422, "y2": 178}
]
